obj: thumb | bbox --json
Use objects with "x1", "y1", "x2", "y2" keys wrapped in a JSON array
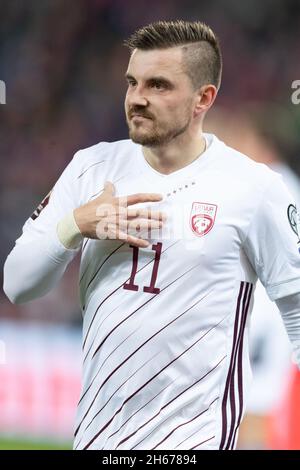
[{"x1": 103, "y1": 181, "x2": 115, "y2": 196}]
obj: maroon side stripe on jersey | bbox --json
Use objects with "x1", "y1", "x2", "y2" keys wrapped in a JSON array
[
  {"x1": 230, "y1": 284, "x2": 253, "y2": 448},
  {"x1": 225, "y1": 283, "x2": 252, "y2": 450},
  {"x1": 219, "y1": 282, "x2": 252, "y2": 450},
  {"x1": 219, "y1": 282, "x2": 244, "y2": 449}
]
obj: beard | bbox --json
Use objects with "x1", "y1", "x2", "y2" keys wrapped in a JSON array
[{"x1": 126, "y1": 107, "x2": 192, "y2": 147}]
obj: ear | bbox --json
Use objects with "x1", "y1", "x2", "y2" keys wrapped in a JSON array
[{"x1": 193, "y1": 85, "x2": 218, "y2": 118}]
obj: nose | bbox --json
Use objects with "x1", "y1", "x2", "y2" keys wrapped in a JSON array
[{"x1": 127, "y1": 85, "x2": 149, "y2": 107}]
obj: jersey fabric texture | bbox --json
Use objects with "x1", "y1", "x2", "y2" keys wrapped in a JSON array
[{"x1": 4, "y1": 133, "x2": 300, "y2": 450}]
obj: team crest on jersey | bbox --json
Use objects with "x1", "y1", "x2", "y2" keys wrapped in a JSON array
[
  {"x1": 31, "y1": 189, "x2": 53, "y2": 220},
  {"x1": 190, "y1": 202, "x2": 218, "y2": 237}
]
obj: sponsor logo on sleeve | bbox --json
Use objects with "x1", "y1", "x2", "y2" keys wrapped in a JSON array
[
  {"x1": 190, "y1": 202, "x2": 218, "y2": 237},
  {"x1": 31, "y1": 189, "x2": 52, "y2": 220}
]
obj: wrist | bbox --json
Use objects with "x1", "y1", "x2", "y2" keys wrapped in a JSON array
[{"x1": 57, "y1": 210, "x2": 83, "y2": 249}]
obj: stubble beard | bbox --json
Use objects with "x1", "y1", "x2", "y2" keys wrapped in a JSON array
[{"x1": 127, "y1": 114, "x2": 192, "y2": 147}]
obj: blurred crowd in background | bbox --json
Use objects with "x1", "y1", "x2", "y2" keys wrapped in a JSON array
[
  {"x1": 1, "y1": 0, "x2": 300, "y2": 323},
  {"x1": 0, "y1": 0, "x2": 300, "y2": 448}
]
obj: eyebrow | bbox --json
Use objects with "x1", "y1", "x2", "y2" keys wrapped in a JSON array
[{"x1": 125, "y1": 73, "x2": 174, "y2": 87}]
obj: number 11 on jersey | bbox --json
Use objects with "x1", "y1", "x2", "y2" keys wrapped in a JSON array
[{"x1": 123, "y1": 242, "x2": 162, "y2": 294}]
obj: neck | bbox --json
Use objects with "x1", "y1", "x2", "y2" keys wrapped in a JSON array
[{"x1": 142, "y1": 130, "x2": 206, "y2": 175}]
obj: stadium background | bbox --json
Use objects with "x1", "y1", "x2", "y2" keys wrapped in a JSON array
[{"x1": 0, "y1": 0, "x2": 300, "y2": 449}]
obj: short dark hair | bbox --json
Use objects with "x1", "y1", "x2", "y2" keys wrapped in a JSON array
[{"x1": 124, "y1": 20, "x2": 222, "y2": 90}]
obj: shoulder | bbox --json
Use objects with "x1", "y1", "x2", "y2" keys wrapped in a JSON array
[
  {"x1": 209, "y1": 133, "x2": 282, "y2": 188},
  {"x1": 70, "y1": 139, "x2": 137, "y2": 177}
]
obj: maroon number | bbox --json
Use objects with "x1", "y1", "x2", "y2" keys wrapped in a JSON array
[
  {"x1": 143, "y1": 242, "x2": 162, "y2": 294},
  {"x1": 123, "y1": 245, "x2": 139, "y2": 291},
  {"x1": 123, "y1": 242, "x2": 162, "y2": 293}
]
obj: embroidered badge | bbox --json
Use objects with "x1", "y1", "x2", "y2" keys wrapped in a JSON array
[
  {"x1": 287, "y1": 204, "x2": 300, "y2": 246},
  {"x1": 190, "y1": 202, "x2": 218, "y2": 237}
]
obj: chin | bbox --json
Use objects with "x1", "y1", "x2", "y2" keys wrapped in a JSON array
[
  {"x1": 132, "y1": 136, "x2": 164, "y2": 147},
  {"x1": 129, "y1": 130, "x2": 151, "y2": 144}
]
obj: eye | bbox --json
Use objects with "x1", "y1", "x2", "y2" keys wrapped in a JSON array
[
  {"x1": 151, "y1": 81, "x2": 164, "y2": 90},
  {"x1": 127, "y1": 79, "x2": 137, "y2": 87}
]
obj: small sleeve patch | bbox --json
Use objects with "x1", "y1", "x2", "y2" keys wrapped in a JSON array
[
  {"x1": 31, "y1": 189, "x2": 53, "y2": 220},
  {"x1": 287, "y1": 204, "x2": 300, "y2": 243}
]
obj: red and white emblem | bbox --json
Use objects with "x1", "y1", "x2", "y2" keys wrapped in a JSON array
[{"x1": 190, "y1": 202, "x2": 218, "y2": 237}]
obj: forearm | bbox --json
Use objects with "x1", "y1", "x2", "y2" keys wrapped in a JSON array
[
  {"x1": 275, "y1": 292, "x2": 300, "y2": 368},
  {"x1": 3, "y1": 218, "x2": 82, "y2": 304}
]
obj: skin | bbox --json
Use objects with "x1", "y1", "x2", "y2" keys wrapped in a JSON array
[
  {"x1": 125, "y1": 46, "x2": 218, "y2": 174},
  {"x1": 74, "y1": 45, "x2": 218, "y2": 247}
]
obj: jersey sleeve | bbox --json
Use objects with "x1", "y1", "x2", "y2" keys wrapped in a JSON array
[
  {"x1": 243, "y1": 172, "x2": 300, "y2": 301},
  {"x1": 3, "y1": 150, "x2": 83, "y2": 304}
]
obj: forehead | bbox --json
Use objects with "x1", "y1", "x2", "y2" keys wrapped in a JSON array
[{"x1": 126, "y1": 47, "x2": 185, "y2": 80}]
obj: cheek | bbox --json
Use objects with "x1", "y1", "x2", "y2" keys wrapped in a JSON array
[
  {"x1": 164, "y1": 103, "x2": 182, "y2": 120},
  {"x1": 155, "y1": 100, "x2": 175, "y2": 116}
]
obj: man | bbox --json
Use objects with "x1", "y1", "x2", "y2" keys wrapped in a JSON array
[{"x1": 3, "y1": 20, "x2": 300, "y2": 450}]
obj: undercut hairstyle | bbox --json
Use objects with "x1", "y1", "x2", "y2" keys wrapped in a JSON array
[{"x1": 124, "y1": 20, "x2": 222, "y2": 90}]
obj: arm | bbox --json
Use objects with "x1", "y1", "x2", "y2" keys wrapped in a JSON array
[
  {"x1": 3, "y1": 156, "x2": 166, "y2": 304},
  {"x1": 3, "y1": 153, "x2": 82, "y2": 304},
  {"x1": 243, "y1": 171, "x2": 300, "y2": 368},
  {"x1": 276, "y1": 293, "x2": 300, "y2": 368},
  {"x1": 3, "y1": 223, "x2": 80, "y2": 304}
]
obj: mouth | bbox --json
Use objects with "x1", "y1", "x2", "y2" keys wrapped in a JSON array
[{"x1": 130, "y1": 114, "x2": 152, "y2": 121}]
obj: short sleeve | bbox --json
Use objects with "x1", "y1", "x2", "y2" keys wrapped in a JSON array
[{"x1": 244, "y1": 173, "x2": 300, "y2": 301}]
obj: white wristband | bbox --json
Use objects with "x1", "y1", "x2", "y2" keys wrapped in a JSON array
[{"x1": 56, "y1": 211, "x2": 83, "y2": 249}]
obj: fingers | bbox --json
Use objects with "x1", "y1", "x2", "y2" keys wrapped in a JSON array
[
  {"x1": 117, "y1": 231, "x2": 150, "y2": 248},
  {"x1": 103, "y1": 181, "x2": 115, "y2": 196},
  {"x1": 97, "y1": 224, "x2": 151, "y2": 248},
  {"x1": 119, "y1": 193, "x2": 163, "y2": 207},
  {"x1": 126, "y1": 208, "x2": 167, "y2": 221},
  {"x1": 118, "y1": 218, "x2": 163, "y2": 232},
  {"x1": 126, "y1": 237, "x2": 150, "y2": 248},
  {"x1": 93, "y1": 188, "x2": 166, "y2": 247},
  {"x1": 95, "y1": 217, "x2": 163, "y2": 246},
  {"x1": 96, "y1": 206, "x2": 166, "y2": 224}
]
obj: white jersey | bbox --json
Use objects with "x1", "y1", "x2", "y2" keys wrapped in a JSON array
[
  {"x1": 4, "y1": 133, "x2": 300, "y2": 450},
  {"x1": 246, "y1": 163, "x2": 300, "y2": 416}
]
